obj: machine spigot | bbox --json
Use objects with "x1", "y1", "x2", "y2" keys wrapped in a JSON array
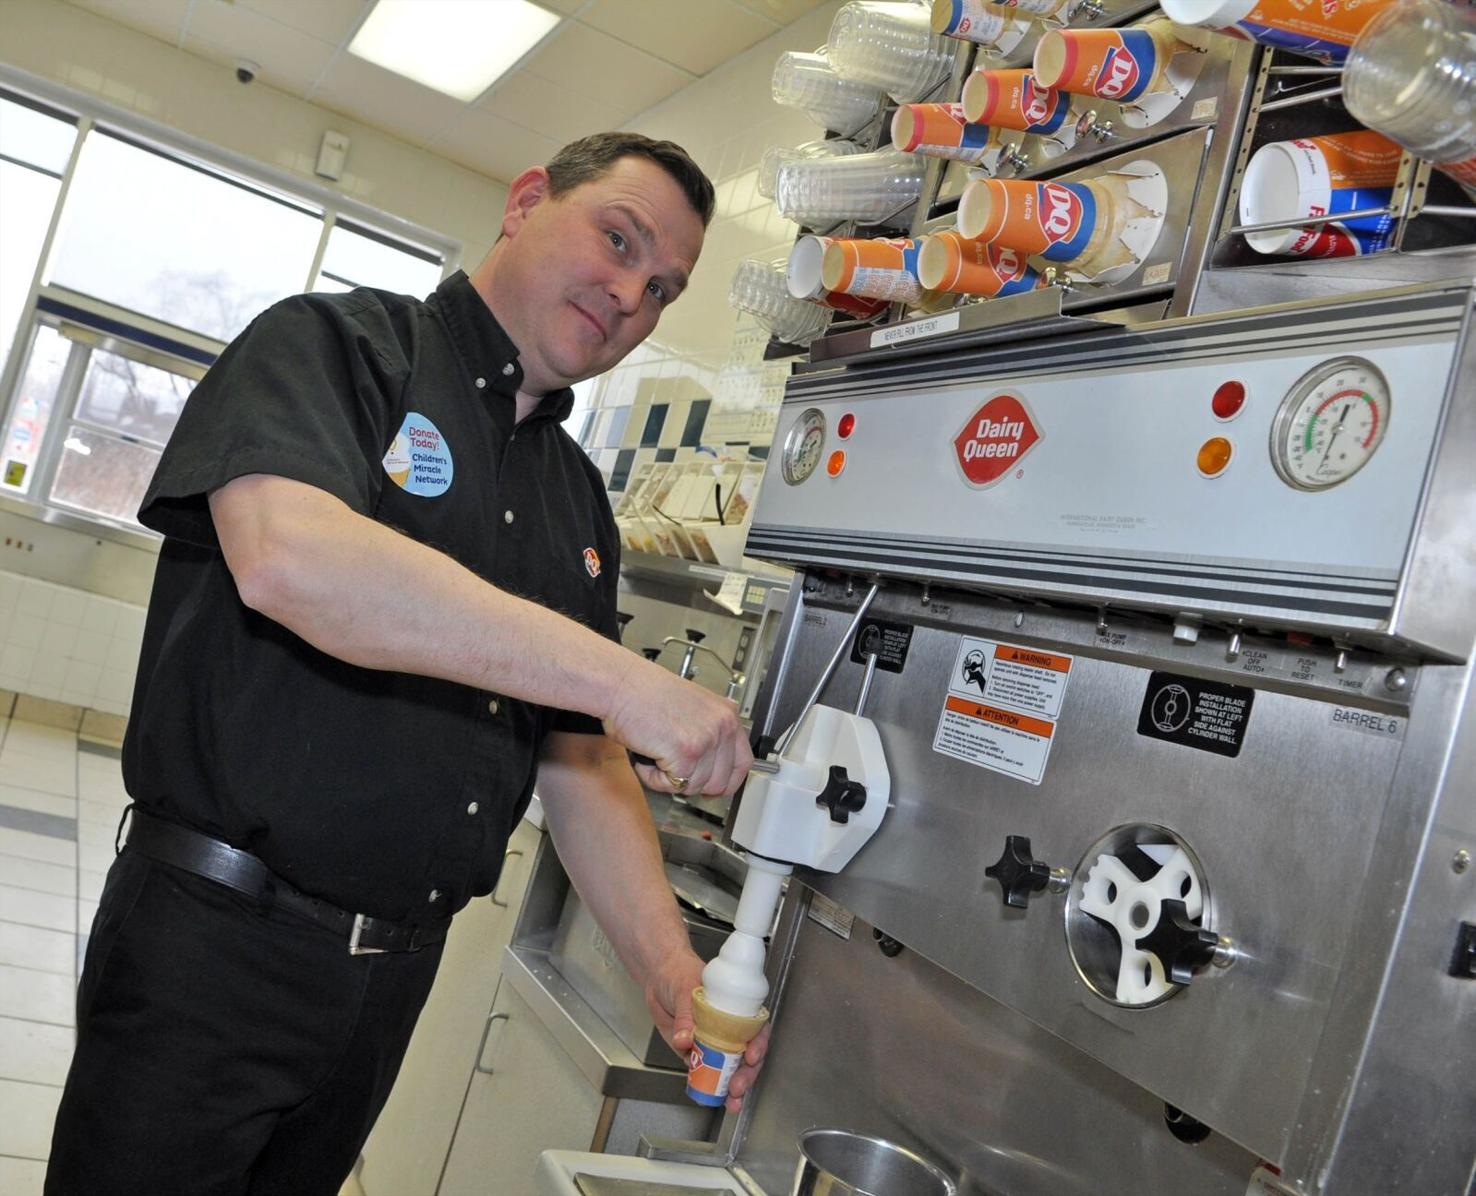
[
  {"x1": 685, "y1": 629, "x2": 707, "y2": 645},
  {"x1": 985, "y1": 835, "x2": 1070, "y2": 909},
  {"x1": 815, "y1": 765, "x2": 867, "y2": 825},
  {"x1": 642, "y1": 648, "x2": 663, "y2": 662},
  {"x1": 1139, "y1": 899, "x2": 1233, "y2": 984}
]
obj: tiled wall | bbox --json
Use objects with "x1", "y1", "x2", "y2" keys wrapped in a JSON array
[
  {"x1": 578, "y1": 2, "x2": 844, "y2": 492},
  {"x1": 0, "y1": 573, "x2": 144, "y2": 717}
]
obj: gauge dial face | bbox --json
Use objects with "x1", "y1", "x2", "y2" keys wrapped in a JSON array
[
  {"x1": 1271, "y1": 358, "x2": 1391, "y2": 491},
  {"x1": 781, "y1": 408, "x2": 827, "y2": 485}
]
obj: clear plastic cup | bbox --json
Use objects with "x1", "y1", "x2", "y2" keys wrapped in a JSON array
[
  {"x1": 774, "y1": 148, "x2": 926, "y2": 225},
  {"x1": 1344, "y1": 0, "x2": 1476, "y2": 188},
  {"x1": 828, "y1": 1, "x2": 956, "y2": 102},
  {"x1": 757, "y1": 139, "x2": 861, "y2": 200},
  {"x1": 772, "y1": 47, "x2": 888, "y2": 136},
  {"x1": 728, "y1": 258, "x2": 832, "y2": 345}
]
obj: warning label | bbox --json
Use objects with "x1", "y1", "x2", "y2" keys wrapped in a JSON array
[
  {"x1": 932, "y1": 637, "x2": 1074, "y2": 784},
  {"x1": 1137, "y1": 671, "x2": 1254, "y2": 758}
]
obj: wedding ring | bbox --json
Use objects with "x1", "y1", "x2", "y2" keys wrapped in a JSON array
[{"x1": 662, "y1": 769, "x2": 690, "y2": 791}]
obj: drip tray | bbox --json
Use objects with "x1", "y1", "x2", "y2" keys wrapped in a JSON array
[{"x1": 537, "y1": 1150, "x2": 749, "y2": 1196}]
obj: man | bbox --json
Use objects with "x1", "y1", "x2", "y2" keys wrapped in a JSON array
[{"x1": 46, "y1": 132, "x2": 766, "y2": 1195}]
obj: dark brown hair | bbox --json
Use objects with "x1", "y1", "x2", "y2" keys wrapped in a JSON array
[{"x1": 546, "y1": 132, "x2": 715, "y2": 228}]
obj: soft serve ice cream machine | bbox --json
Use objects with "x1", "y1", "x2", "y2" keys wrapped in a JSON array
[{"x1": 706, "y1": 271, "x2": 1476, "y2": 1195}]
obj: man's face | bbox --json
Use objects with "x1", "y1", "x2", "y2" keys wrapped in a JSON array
[{"x1": 495, "y1": 155, "x2": 705, "y2": 393}]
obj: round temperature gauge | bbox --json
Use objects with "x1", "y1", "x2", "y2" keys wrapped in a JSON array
[
  {"x1": 1270, "y1": 357, "x2": 1391, "y2": 491},
  {"x1": 781, "y1": 408, "x2": 827, "y2": 485}
]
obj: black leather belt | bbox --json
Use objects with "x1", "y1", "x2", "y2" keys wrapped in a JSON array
[{"x1": 120, "y1": 807, "x2": 450, "y2": 955}]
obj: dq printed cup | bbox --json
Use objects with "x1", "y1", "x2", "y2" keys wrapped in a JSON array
[
  {"x1": 787, "y1": 236, "x2": 891, "y2": 318},
  {"x1": 962, "y1": 68, "x2": 1070, "y2": 134},
  {"x1": 917, "y1": 231, "x2": 1044, "y2": 296},
  {"x1": 1033, "y1": 24, "x2": 1173, "y2": 103},
  {"x1": 1159, "y1": 0, "x2": 1384, "y2": 66},
  {"x1": 819, "y1": 237, "x2": 926, "y2": 303},
  {"x1": 1240, "y1": 130, "x2": 1401, "y2": 256},
  {"x1": 957, "y1": 177, "x2": 1101, "y2": 263},
  {"x1": 931, "y1": 0, "x2": 1031, "y2": 46},
  {"x1": 892, "y1": 103, "x2": 996, "y2": 164}
]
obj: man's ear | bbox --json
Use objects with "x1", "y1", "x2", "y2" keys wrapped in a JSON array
[{"x1": 501, "y1": 166, "x2": 553, "y2": 239}]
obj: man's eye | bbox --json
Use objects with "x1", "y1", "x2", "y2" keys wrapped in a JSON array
[
  {"x1": 647, "y1": 281, "x2": 666, "y2": 302},
  {"x1": 607, "y1": 230, "x2": 626, "y2": 252}
]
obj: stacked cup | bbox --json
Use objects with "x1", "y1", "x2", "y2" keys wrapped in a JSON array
[
  {"x1": 758, "y1": 139, "x2": 862, "y2": 201},
  {"x1": 772, "y1": 47, "x2": 888, "y2": 136},
  {"x1": 774, "y1": 149, "x2": 926, "y2": 225},
  {"x1": 931, "y1": 0, "x2": 1032, "y2": 56},
  {"x1": 828, "y1": 1, "x2": 957, "y2": 102},
  {"x1": 728, "y1": 258, "x2": 832, "y2": 344}
]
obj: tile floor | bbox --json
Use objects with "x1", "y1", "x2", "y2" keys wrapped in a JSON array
[{"x1": 0, "y1": 713, "x2": 126, "y2": 1194}]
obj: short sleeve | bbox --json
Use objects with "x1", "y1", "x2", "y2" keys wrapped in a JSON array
[
  {"x1": 549, "y1": 510, "x2": 623, "y2": 736},
  {"x1": 138, "y1": 293, "x2": 405, "y2": 548}
]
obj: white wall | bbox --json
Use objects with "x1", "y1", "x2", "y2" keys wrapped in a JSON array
[{"x1": 0, "y1": 0, "x2": 510, "y2": 263}]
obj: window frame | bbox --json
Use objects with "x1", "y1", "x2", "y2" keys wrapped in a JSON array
[{"x1": 0, "y1": 69, "x2": 462, "y2": 550}]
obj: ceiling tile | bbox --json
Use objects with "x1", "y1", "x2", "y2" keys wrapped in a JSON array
[
  {"x1": 578, "y1": 0, "x2": 776, "y2": 77},
  {"x1": 523, "y1": 22, "x2": 692, "y2": 112},
  {"x1": 183, "y1": 2, "x2": 338, "y2": 96},
  {"x1": 728, "y1": 0, "x2": 833, "y2": 23},
  {"x1": 433, "y1": 108, "x2": 563, "y2": 184},
  {"x1": 478, "y1": 69, "x2": 624, "y2": 148},
  {"x1": 233, "y1": 0, "x2": 371, "y2": 46},
  {"x1": 312, "y1": 52, "x2": 472, "y2": 147},
  {"x1": 61, "y1": 0, "x2": 190, "y2": 46}
]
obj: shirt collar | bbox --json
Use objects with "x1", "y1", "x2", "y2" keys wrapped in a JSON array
[{"x1": 430, "y1": 270, "x2": 577, "y2": 424}]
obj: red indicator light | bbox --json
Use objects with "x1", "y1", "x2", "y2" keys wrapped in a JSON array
[
  {"x1": 837, "y1": 412, "x2": 856, "y2": 439},
  {"x1": 826, "y1": 450, "x2": 846, "y2": 477},
  {"x1": 1212, "y1": 380, "x2": 1246, "y2": 420}
]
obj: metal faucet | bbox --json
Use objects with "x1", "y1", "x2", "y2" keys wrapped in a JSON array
[{"x1": 656, "y1": 629, "x2": 746, "y2": 700}]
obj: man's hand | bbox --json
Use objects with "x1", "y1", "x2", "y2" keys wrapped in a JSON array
[
  {"x1": 603, "y1": 658, "x2": 752, "y2": 799},
  {"x1": 645, "y1": 948, "x2": 770, "y2": 1114}
]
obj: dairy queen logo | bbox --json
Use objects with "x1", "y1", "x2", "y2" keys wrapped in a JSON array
[
  {"x1": 583, "y1": 547, "x2": 601, "y2": 577},
  {"x1": 1095, "y1": 45, "x2": 1142, "y2": 100},
  {"x1": 1038, "y1": 182, "x2": 1085, "y2": 246},
  {"x1": 953, "y1": 392, "x2": 1042, "y2": 487}
]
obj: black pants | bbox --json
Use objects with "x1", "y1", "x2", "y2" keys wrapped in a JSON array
[{"x1": 45, "y1": 850, "x2": 444, "y2": 1196}]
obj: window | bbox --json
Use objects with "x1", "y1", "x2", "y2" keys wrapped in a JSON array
[
  {"x1": 0, "y1": 97, "x2": 76, "y2": 381},
  {"x1": 0, "y1": 324, "x2": 69, "y2": 495},
  {"x1": 45, "y1": 133, "x2": 323, "y2": 341},
  {"x1": 315, "y1": 220, "x2": 444, "y2": 296}
]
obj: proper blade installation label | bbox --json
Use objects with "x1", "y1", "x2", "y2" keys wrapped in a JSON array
[
  {"x1": 1137, "y1": 671, "x2": 1254, "y2": 758},
  {"x1": 932, "y1": 636, "x2": 1074, "y2": 785},
  {"x1": 849, "y1": 618, "x2": 914, "y2": 674}
]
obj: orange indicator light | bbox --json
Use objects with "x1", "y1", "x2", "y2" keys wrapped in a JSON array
[
  {"x1": 826, "y1": 450, "x2": 847, "y2": 477},
  {"x1": 1197, "y1": 436, "x2": 1233, "y2": 477}
]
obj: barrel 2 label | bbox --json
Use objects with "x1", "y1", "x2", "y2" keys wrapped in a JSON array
[
  {"x1": 1137, "y1": 672, "x2": 1254, "y2": 758},
  {"x1": 849, "y1": 618, "x2": 914, "y2": 674}
]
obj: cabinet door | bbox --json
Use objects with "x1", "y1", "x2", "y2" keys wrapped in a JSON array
[
  {"x1": 359, "y1": 822, "x2": 541, "y2": 1196},
  {"x1": 437, "y1": 978, "x2": 605, "y2": 1196}
]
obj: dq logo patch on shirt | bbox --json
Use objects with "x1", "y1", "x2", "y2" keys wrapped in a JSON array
[
  {"x1": 383, "y1": 412, "x2": 453, "y2": 497},
  {"x1": 583, "y1": 547, "x2": 601, "y2": 578}
]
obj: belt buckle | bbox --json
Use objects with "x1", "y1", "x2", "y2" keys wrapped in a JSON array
[{"x1": 348, "y1": 913, "x2": 387, "y2": 956}]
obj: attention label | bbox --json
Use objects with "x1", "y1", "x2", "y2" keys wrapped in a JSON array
[
  {"x1": 932, "y1": 637, "x2": 1073, "y2": 784},
  {"x1": 850, "y1": 618, "x2": 914, "y2": 674},
  {"x1": 1137, "y1": 671, "x2": 1254, "y2": 758}
]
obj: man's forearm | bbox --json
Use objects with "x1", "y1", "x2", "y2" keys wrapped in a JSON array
[
  {"x1": 210, "y1": 474, "x2": 623, "y2": 721},
  {"x1": 537, "y1": 744, "x2": 692, "y2": 987}
]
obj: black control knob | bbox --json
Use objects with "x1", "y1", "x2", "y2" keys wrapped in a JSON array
[
  {"x1": 984, "y1": 835, "x2": 1056, "y2": 909},
  {"x1": 685, "y1": 629, "x2": 707, "y2": 644},
  {"x1": 641, "y1": 648, "x2": 662, "y2": 662},
  {"x1": 1140, "y1": 899, "x2": 1220, "y2": 985},
  {"x1": 814, "y1": 765, "x2": 866, "y2": 824},
  {"x1": 616, "y1": 611, "x2": 634, "y2": 640}
]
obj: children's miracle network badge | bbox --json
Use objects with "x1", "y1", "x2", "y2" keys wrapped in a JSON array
[{"x1": 383, "y1": 412, "x2": 453, "y2": 497}]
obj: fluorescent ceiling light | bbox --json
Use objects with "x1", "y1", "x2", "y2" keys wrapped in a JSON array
[{"x1": 349, "y1": 0, "x2": 561, "y2": 102}]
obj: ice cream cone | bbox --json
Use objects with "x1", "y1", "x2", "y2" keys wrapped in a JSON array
[{"x1": 687, "y1": 986, "x2": 769, "y2": 1107}]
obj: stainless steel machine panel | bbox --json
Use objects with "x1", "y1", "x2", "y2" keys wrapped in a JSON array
[{"x1": 750, "y1": 288, "x2": 1472, "y2": 658}]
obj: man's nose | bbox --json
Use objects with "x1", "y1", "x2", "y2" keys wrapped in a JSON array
[{"x1": 609, "y1": 268, "x2": 646, "y2": 315}]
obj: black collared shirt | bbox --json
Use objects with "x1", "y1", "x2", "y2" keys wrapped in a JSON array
[{"x1": 123, "y1": 272, "x2": 620, "y2": 920}]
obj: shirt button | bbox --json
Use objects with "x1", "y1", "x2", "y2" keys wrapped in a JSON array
[
  {"x1": 474, "y1": 376, "x2": 486, "y2": 389},
  {"x1": 503, "y1": 510, "x2": 514, "y2": 524},
  {"x1": 487, "y1": 698, "x2": 500, "y2": 715},
  {"x1": 428, "y1": 889, "x2": 441, "y2": 903},
  {"x1": 467, "y1": 802, "x2": 479, "y2": 816},
  {"x1": 502, "y1": 363, "x2": 515, "y2": 376}
]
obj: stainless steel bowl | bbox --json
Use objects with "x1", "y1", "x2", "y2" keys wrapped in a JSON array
[{"x1": 792, "y1": 1127, "x2": 958, "y2": 1196}]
